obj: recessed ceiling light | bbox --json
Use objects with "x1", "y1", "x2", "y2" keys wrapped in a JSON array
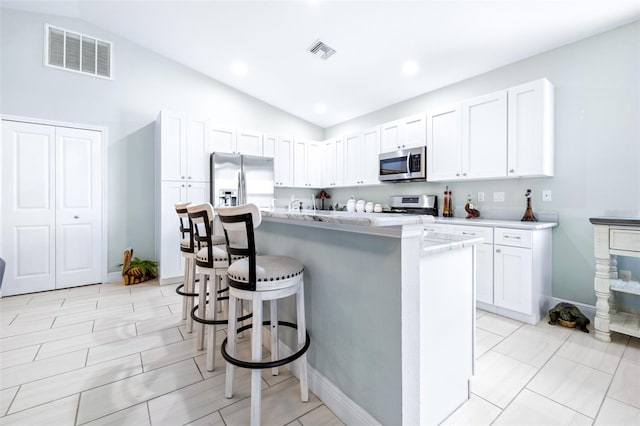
[
  {"x1": 402, "y1": 60, "x2": 418, "y2": 76},
  {"x1": 232, "y1": 61, "x2": 248, "y2": 76},
  {"x1": 315, "y1": 103, "x2": 327, "y2": 114}
]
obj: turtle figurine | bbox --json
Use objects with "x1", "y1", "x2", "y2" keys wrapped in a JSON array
[{"x1": 548, "y1": 302, "x2": 590, "y2": 333}]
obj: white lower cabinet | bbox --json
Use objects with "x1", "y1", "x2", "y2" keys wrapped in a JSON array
[{"x1": 494, "y1": 244, "x2": 533, "y2": 314}]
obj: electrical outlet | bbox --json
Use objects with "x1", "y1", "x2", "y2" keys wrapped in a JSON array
[
  {"x1": 493, "y1": 192, "x2": 505, "y2": 202},
  {"x1": 542, "y1": 190, "x2": 552, "y2": 202},
  {"x1": 478, "y1": 192, "x2": 485, "y2": 202}
]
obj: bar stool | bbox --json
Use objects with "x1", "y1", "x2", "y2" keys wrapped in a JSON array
[
  {"x1": 174, "y1": 202, "x2": 225, "y2": 334},
  {"x1": 187, "y1": 202, "x2": 250, "y2": 371},
  {"x1": 218, "y1": 204, "x2": 310, "y2": 426}
]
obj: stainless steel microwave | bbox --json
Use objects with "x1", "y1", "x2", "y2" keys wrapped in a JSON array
[{"x1": 378, "y1": 146, "x2": 426, "y2": 182}]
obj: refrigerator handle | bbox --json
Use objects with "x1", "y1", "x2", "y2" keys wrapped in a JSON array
[{"x1": 241, "y1": 170, "x2": 247, "y2": 205}]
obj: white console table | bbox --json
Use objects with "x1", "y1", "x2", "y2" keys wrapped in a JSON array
[{"x1": 590, "y1": 217, "x2": 640, "y2": 342}]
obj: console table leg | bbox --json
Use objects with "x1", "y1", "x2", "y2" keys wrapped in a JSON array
[{"x1": 594, "y1": 256, "x2": 616, "y2": 342}]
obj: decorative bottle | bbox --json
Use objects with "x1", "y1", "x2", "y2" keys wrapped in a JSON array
[{"x1": 521, "y1": 189, "x2": 537, "y2": 222}]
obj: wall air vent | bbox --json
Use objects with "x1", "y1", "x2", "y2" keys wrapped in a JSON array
[
  {"x1": 307, "y1": 39, "x2": 336, "y2": 61},
  {"x1": 45, "y1": 24, "x2": 112, "y2": 79}
]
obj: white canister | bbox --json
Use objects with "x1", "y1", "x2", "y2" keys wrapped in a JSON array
[
  {"x1": 346, "y1": 198, "x2": 356, "y2": 212},
  {"x1": 355, "y1": 199, "x2": 366, "y2": 212},
  {"x1": 373, "y1": 203, "x2": 383, "y2": 213},
  {"x1": 365, "y1": 202, "x2": 374, "y2": 213}
]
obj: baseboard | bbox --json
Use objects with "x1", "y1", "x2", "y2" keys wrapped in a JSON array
[
  {"x1": 260, "y1": 327, "x2": 380, "y2": 425},
  {"x1": 106, "y1": 271, "x2": 122, "y2": 283},
  {"x1": 550, "y1": 297, "x2": 596, "y2": 322}
]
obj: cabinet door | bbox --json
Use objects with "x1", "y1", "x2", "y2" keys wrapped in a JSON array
[
  {"x1": 322, "y1": 140, "x2": 336, "y2": 187},
  {"x1": 274, "y1": 137, "x2": 293, "y2": 187},
  {"x1": 343, "y1": 133, "x2": 362, "y2": 185},
  {"x1": 263, "y1": 134, "x2": 276, "y2": 159},
  {"x1": 211, "y1": 126, "x2": 236, "y2": 154},
  {"x1": 159, "y1": 181, "x2": 187, "y2": 280},
  {"x1": 380, "y1": 122, "x2": 400, "y2": 153},
  {"x1": 427, "y1": 105, "x2": 462, "y2": 181},
  {"x1": 307, "y1": 141, "x2": 323, "y2": 187},
  {"x1": 476, "y1": 243, "x2": 494, "y2": 305},
  {"x1": 402, "y1": 113, "x2": 426, "y2": 149},
  {"x1": 508, "y1": 79, "x2": 554, "y2": 177},
  {"x1": 361, "y1": 127, "x2": 380, "y2": 184},
  {"x1": 494, "y1": 245, "x2": 533, "y2": 314},
  {"x1": 236, "y1": 130, "x2": 263, "y2": 156},
  {"x1": 335, "y1": 138, "x2": 345, "y2": 186},
  {"x1": 462, "y1": 91, "x2": 507, "y2": 179},
  {"x1": 160, "y1": 111, "x2": 186, "y2": 181},
  {"x1": 186, "y1": 117, "x2": 209, "y2": 182},
  {"x1": 293, "y1": 139, "x2": 308, "y2": 187}
]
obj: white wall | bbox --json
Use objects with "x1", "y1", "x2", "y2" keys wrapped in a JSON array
[
  {"x1": 322, "y1": 21, "x2": 640, "y2": 306},
  {"x1": 0, "y1": 8, "x2": 323, "y2": 272}
]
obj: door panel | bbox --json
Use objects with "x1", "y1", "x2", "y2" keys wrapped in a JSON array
[
  {"x1": 427, "y1": 105, "x2": 462, "y2": 181},
  {"x1": 160, "y1": 111, "x2": 185, "y2": 181},
  {"x1": 55, "y1": 127, "x2": 102, "y2": 288},
  {"x1": 160, "y1": 181, "x2": 186, "y2": 279},
  {"x1": 186, "y1": 118, "x2": 209, "y2": 182}
]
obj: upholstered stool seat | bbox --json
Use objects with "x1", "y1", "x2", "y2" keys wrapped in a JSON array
[{"x1": 227, "y1": 256, "x2": 304, "y2": 291}]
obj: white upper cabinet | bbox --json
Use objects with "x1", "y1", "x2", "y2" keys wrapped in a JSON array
[
  {"x1": 344, "y1": 127, "x2": 381, "y2": 186},
  {"x1": 462, "y1": 90, "x2": 508, "y2": 179},
  {"x1": 274, "y1": 136, "x2": 294, "y2": 187},
  {"x1": 507, "y1": 79, "x2": 554, "y2": 177},
  {"x1": 343, "y1": 133, "x2": 362, "y2": 186},
  {"x1": 211, "y1": 126, "x2": 264, "y2": 156},
  {"x1": 293, "y1": 140, "x2": 322, "y2": 188},
  {"x1": 159, "y1": 111, "x2": 209, "y2": 182},
  {"x1": 263, "y1": 134, "x2": 276, "y2": 158},
  {"x1": 322, "y1": 138, "x2": 344, "y2": 187},
  {"x1": 380, "y1": 113, "x2": 426, "y2": 153},
  {"x1": 236, "y1": 129, "x2": 263, "y2": 156},
  {"x1": 210, "y1": 126, "x2": 236, "y2": 154},
  {"x1": 427, "y1": 105, "x2": 463, "y2": 181}
]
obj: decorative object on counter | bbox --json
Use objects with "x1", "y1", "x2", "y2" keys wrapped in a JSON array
[
  {"x1": 521, "y1": 188, "x2": 537, "y2": 222},
  {"x1": 548, "y1": 302, "x2": 590, "y2": 332},
  {"x1": 121, "y1": 248, "x2": 157, "y2": 285},
  {"x1": 356, "y1": 199, "x2": 366, "y2": 212},
  {"x1": 328, "y1": 203, "x2": 334, "y2": 211},
  {"x1": 464, "y1": 195, "x2": 480, "y2": 219},
  {"x1": 374, "y1": 203, "x2": 383, "y2": 213},
  {"x1": 365, "y1": 201, "x2": 374, "y2": 213},
  {"x1": 315, "y1": 190, "x2": 331, "y2": 210},
  {"x1": 442, "y1": 186, "x2": 453, "y2": 217},
  {"x1": 346, "y1": 197, "x2": 356, "y2": 212}
]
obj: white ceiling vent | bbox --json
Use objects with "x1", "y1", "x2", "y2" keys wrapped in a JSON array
[
  {"x1": 307, "y1": 39, "x2": 336, "y2": 61},
  {"x1": 45, "y1": 24, "x2": 112, "y2": 79}
]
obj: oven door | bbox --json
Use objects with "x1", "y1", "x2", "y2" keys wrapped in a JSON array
[{"x1": 378, "y1": 147, "x2": 426, "y2": 181}]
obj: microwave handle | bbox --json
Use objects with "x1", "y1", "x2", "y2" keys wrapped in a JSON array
[{"x1": 406, "y1": 154, "x2": 411, "y2": 173}]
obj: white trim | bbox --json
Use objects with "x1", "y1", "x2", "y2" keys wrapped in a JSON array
[
  {"x1": 0, "y1": 115, "x2": 109, "y2": 286},
  {"x1": 550, "y1": 297, "x2": 597, "y2": 322},
  {"x1": 260, "y1": 327, "x2": 380, "y2": 426}
]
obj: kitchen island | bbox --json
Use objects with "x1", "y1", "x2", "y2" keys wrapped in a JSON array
[{"x1": 255, "y1": 209, "x2": 482, "y2": 425}]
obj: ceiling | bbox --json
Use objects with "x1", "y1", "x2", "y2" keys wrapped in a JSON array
[{"x1": 3, "y1": 1, "x2": 639, "y2": 128}]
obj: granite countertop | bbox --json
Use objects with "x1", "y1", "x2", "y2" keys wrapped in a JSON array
[
  {"x1": 422, "y1": 232, "x2": 484, "y2": 256},
  {"x1": 589, "y1": 217, "x2": 640, "y2": 226},
  {"x1": 434, "y1": 217, "x2": 557, "y2": 230},
  {"x1": 261, "y1": 208, "x2": 435, "y2": 227}
]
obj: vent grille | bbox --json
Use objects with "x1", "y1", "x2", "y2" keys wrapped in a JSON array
[
  {"x1": 46, "y1": 24, "x2": 112, "y2": 79},
  {"x1": 307, "y1": 39, "x2": 336, "y2": 61}
]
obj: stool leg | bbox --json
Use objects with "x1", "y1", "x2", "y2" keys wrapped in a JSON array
[
  {"x1": 225, "y1": 293, "x2": 238, "y2": 399},
  {"x1": 270, "y1": 299, "x2": 279, "y2": 376},
  {"x1": 206, "y1": 271, "x2": 220, "y2": 371},
  {"x1": 186, "y1": 259, "x2": 194, "y2": 333},
  {"x1": 197, "y1": 274, "x2": 207, "y2": 350},
  {"x1": 250, "y1": 293, "x2": 263, "y2": 426},
  {"x1": 296, "y1": 284, "x2": 309, "y2": 402},
  {"x1": 238, "y1": 300, "x2": 245, "y2": 339},
  {"x1": 181, "y1": 257, "x2": 188, "y2": 321}
]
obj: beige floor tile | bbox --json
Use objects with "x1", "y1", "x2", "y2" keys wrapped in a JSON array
[
  {"x1": 527, "y1": 355, "x2": 612, "y2": 418},
  {"x1": 66, "y1": 284, "x2": 102, "y2": 296},
  {"x1": 1, "y1": 394, "x2": 78, "y2": 426},
  {"x1": 133, "y1": 294, "x2": 184, "y2": 311},
  {"x1": 1, "y1": 349, "x2": 87, "y2": 389},
  {"x1": 493, "y1": 389, "x2": 591, "y2": 425},
  {"x1": 622, "y1": 337, "x2": 640, "y2": 366},
  {"x1": 476, "y1": 313, "x2": 522, "y2": 337},
  {"x1": 135, "y1": 312, "x2": 185, "y2": 335},
  {"x1": 148, "y1": 368, "x2": 256, "y2": 425},
  {"x1": 0, "y1": 318, "x2": 54, "y2": 338},
  {"x1": 53, "y1": 304, "x2": 134, "y2": 327},
  {"x1": 556, "y1": 330, "x2": 628, "y2": 374},
  {"x1": 93, "y1": 306, "x2": 172, "y2": 331},
  {"x1": 86, "y1": 327, "x2": 183, "y2": 365},
  {"x1": 168, "y1": 302, "x2": 184, "y2": 315},
  {"x1": 0, "y1": 320, "x2": 94, "y2": 352},
  {"x1": 0, "y1": 386, "x2": 18, "y2": 416},
  {"x1": 475, "y1": 309, "x2": 489, "y2": 319},
  {"x1": 470, "y1": 350, "x2": 538, "y2": 408},
  {"x1": 82, "y1": 402, "x2": 151, "y2": 426},
  {"x1": 11, "y1": 300, "x2": 98, "y2": 324},
  {"x1": 141, "y1": 333, "x2": 207, "y2": 371},
  {"x1": 186, "y1": 411, "x2": 225, "y2": 426},
  {"x1": 493, "y1": 324, "x2": 565, "y2": 368},
  {"x1": 220, "y1": 377, "x2": 322, "y2": 426},
  {"x1": 475, "y1": 328, "x2": 504, "y2": 359},
  {"x1": 441, "y1": 395, "x2": 501, "y2": 426},
  {"x1": 595, "y1": 397, "x2": 640, "y2": 426},
  {"x1": 608, "y1": 358, "x2": 640, "y2": 408},
  {"x1": 298, "y1": 405, "x2": 345, "y2": 426},
  {"x1": 0, "y1": 344, "x2": 39, "y2": 369},
  {"x1": 36, "y1": 324, "x2": 137, "y2": 359},
  {"x1": 77, "y1": 359, "x2": 202, "y2": 424}
]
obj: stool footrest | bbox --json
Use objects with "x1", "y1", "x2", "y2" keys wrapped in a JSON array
[
  {"x1": 190, "y1": 304, "x2": 252, "y2": 325},
  {"x1": 221, "y1": 321, "x2": 311, "y2": 369}
]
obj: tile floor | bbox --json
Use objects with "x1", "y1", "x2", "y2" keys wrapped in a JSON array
[{"x1": 1, "y1": 281, "x2": 638, "y2": 425}]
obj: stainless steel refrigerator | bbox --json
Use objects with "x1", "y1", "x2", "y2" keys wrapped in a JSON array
[{"x1": 210, "y1": 152, "x2": 274, "y2": 209}]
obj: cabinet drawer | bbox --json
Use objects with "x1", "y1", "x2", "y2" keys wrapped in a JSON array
[
  {"x1": 449, "y1": 225, "x2": 493, "y2": 244},
  {"x1": 610, "y1": 228, "x2": 640, "y2": 252},
  {"x1": 424, "y1": 223, "x2": 449, "y2": 234},
  {"x1": 495, "y1": 228, "x2": 532, "y2": 248}
]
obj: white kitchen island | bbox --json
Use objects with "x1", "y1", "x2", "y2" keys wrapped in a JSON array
[{"x1": 254, "y1": 209, "x2": 482, "y2": 425}]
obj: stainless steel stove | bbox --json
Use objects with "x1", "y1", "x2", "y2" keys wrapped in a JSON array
[{"x1": 387, "y1": 195, "x2": 438, "y2": 216}]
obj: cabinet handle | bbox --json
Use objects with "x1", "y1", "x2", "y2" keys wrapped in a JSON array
[
  {"x1": 496, "y1": 249, "x2": 501, "y2": 253},
  {"x1": 463, "y1": 173, "x2": 467, "y2": 176},
  {"x1": 402, "y1": 144, "x2": 406, "y2": 148},
  {"x1": 74, "y1": 215, "x2": 79, "y2": 219},
  {"x1": 188, "y1": 176, "x2": 191, "y2": 179},
  {"x1": 462, "y1": 232, "x2": 476, "y2": 235},
  {"x1": 509, "y1": 169, "x2": 515, "y2": 173},
  {"x1": 504, "y1": 235, "x2": 521, "y2": 240},
  {"x1": 188, "y1": 184, "x2": 192, "y2": 187},
  {"x1": 181, "y1": 176, "x2": 185, "y2": 179},
  {"x1": 456, "y1": 173, "x2": 460, "y2": 177},
  {"x1": 182, "y1": 184, "x2": 185, "y2": 187}
]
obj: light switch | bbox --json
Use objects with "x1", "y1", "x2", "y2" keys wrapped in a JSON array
[
  {"x1": 493, "y1": 192, "x2": 505, "y2": 202},
  {"x1": 478, "y1": 192, "x2": 485, "y2": 202},
  {"x1": 542, "y1": 190, "x2": 552, "y2": 202}
]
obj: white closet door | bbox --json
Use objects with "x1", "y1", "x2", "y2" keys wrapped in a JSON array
[
  {"x1": 1, "y1": 121, "x2": 56, "y2": 295},
  {"x1": 55, "y1": 127, "x2": 102, "y2": 288}
]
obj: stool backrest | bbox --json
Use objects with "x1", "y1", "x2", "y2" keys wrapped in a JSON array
[
  {"x1": 217, "y1": 204, "x2": 261, "y2": 290},
  {"x1": 186, "y1": 202, "x2": 215, "y2": 268},
  {"x1": 175, "y1": 202, "x2": 193, "y2": 253}
]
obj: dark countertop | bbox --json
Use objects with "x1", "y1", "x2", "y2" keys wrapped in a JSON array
[{"x1": 589, "y1": 217, "x2": 640, "y2": 226}]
